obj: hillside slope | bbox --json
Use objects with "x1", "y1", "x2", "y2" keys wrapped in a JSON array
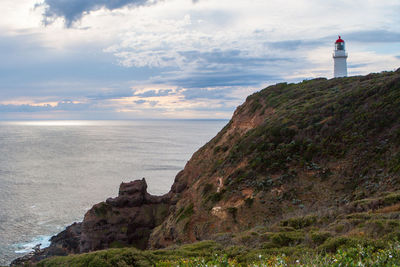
[{"x1": 149, "y1": 69, "x2": 400, "y2": 247}]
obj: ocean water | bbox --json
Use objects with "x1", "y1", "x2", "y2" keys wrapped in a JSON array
[{"x1": 0, "y1": 120, "x2": 227, "y2": 265}]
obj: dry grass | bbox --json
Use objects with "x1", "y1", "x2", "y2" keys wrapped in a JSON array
[{"x1": 375, "y1": 203, "x2": 400, "y2": 213}]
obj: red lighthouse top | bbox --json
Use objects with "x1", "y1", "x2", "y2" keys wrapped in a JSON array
[{"x1": 335, "y1": 35, "x2": 344, "y2": 43}]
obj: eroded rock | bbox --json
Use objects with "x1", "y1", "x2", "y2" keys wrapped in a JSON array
[
  {"x1": 12, "y1": 178, "x2": 172, "y2": 264},
  {"x1": 80, "y1": 178, "x2": 172, "y2": 252}
]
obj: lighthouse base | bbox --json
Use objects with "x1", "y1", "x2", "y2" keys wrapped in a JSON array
[{"x1": 334, "y1": 57, "x2": 347, "y2": 78}]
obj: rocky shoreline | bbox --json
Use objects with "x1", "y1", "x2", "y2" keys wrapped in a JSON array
[{"x1": 11, "y1": 178, "x2": 176, "y2": 266}]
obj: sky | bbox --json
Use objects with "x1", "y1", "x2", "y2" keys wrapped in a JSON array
[{"x1": 0, "y1": 0, "x2": 399, "y2": 120}]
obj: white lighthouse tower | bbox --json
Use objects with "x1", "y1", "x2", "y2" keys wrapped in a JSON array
[{"x1": 333, "y1": 36, "x2": 348, "y2": 78}]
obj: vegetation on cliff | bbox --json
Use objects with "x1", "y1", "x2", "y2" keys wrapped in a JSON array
[
  {"x1": 150, "y1": 69, "x2": 400, "y2": 248},
  {"x1": 34, "y1": 241, "x2": 400, "y2": 266}
]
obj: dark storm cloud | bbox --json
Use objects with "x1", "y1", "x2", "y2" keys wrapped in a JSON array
[
  {"x1": 38, "y1": 0, "x2": 201, "y2": 27},
  {"x1": 38, "y1": 0, "x2": 155, "y2": 27}
]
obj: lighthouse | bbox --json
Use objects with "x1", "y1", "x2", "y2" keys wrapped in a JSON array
[{"x1": 333, "y1": 36, "x2": 348, "y2": 78}]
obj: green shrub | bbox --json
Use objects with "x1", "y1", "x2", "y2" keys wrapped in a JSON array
[
  {"x1": 318, "y1": 236, "x2": 354, "y2": 253},
  {"x1": 271, "y1": 231, "x2": 305, "y2": 247},
  {"x1": 311, "y1": 231, "x2": 332, "y2": 246},
  {"x1": 110, "y1": 241, "x2": 125, "y2": 248},
  {"x1": 206, "y1": 191, "x2": 224, "y2": 203},
  {"x1": 87, "y1": 255, "x2": 109, "y2": 267},
  {"x1": 177, "y1": 203, "x2": 194, "y2": 222},
  {"x1": 93, "y1": 202, "x2": 110, "y2": 218},
  {"x1": 280, "y1": 215, "x2": 317, "y2": 229},
  {"x1": 383, "y1": 192, "x2": 400, "y2": 205}
]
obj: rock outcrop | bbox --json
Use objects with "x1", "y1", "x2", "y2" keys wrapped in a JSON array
[
  {"x1": 80, "y1": 178, "x2": 171, "y2": 252},
  {"x1": 12, "y1": 178, "x2": 172, "y2": 265}
]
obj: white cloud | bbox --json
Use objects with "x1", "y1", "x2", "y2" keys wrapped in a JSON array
[{"x1": 0, "y1": 0, "x2": 399, "y2": 119}]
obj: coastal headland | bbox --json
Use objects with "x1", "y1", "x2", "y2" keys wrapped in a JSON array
[{"x1": 12, "y1": 69, "x2": 400, "y2": 266}]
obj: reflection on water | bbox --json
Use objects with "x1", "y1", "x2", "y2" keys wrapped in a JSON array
[{"x1": 0, "y1": 120, "x2": 227, "y2": 265}]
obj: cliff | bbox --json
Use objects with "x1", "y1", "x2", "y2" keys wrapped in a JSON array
[
  {"x1": 12, "y1": 69, "x2": 400, "y2": 265},
  {"x1": 150, "y1": 69, "x2": 400, "y2": 247}
]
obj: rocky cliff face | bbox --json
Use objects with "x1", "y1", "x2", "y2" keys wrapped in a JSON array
[
  {"x1": 13, "y1": 69, "x2": 400, "y2": 265},
  {"x1": 80, "y1": 178, "x2": 171, "y2": 252},
  {"x1": 12, "y1": 179, "x2": 172, "y2": 265}
]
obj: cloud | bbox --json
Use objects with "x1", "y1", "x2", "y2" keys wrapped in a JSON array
[
  {"x1": 133, "y1": 89, "x2": 173, "y2": 98},
  {"x1": 347, "y1": 30, "x2": 400, "y2": 43},
  {"x1": 181, "y1": 88, "x2": 235, "y2": 100},
  {"x1": 37, "y1": 0, "x2": 156, "y2": 27},
  {"x1": 178, "y1": 50, "x2": 271, "y2": 66},
  {"x1": 0, "y1": 32, "x2": 153, "y2": 101},
  {"x1": 348, "y1": 63, "x2": 369, "y2": 69},
  {"x1": 267, "y1": 39, "x2": 323, "y2": 51},
  {"x1": 87, "y1": 88, "x2": 134, "y2": 100},
  {"x1": 140, "y1": 49, "x2": 292, "y2": 90},
  {"x1": 164, "y1": 72, "x2": 278, "y2": 89},
  {"x1": 0, "y1": 104, "x2": 53, "y2": 113},
  {"x1": 0, "y1": 101, "x2": 91, "y2": 113},
  {"x1": 1, "y1": 0, "x2": 400, "y2": 120},
  {"x1": 134, "y1": 100, "x2": 146, "y2": 105}
]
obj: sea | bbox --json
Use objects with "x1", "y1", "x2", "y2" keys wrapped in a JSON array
[{"x1": 0, "y1": 120, "x2": 227, "y2": 265}]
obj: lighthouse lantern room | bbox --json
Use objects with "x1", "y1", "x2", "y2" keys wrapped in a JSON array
[{"x1": 333, "y1": 35, "x2": 348, "y2": 78}]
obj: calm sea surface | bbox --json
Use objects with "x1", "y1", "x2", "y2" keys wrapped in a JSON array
[{"x1": 0, "y1": 120, "x2": 227, "y2": 265}]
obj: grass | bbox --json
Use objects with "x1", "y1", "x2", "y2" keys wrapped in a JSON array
[
  {"x1": 157, "y1": 244, "x2": 400, "y2": 266},
  {"x1": 280, "y1": 215, "x2": 317, "y2": 230},
  {"x1": 35, "y1": 241, "x2": 400, "y2": 266},
  {"x1": 93, "y1": 202, "x2": 110, "y2": 218},
  {"x1": 176, "y1": 203, "x2": 194, "y2": 223},
  {"x1": 33, "y1": 196, "x2": 400, "y2": 266}
]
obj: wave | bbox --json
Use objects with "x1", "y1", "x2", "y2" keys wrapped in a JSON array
[{"x1": 14, "y1": 235, "x2": 51, "y2": 254}]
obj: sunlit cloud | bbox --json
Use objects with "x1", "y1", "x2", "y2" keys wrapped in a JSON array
[{"x1": 0, "y1": 0, "x2": 399, "y2": 119}]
